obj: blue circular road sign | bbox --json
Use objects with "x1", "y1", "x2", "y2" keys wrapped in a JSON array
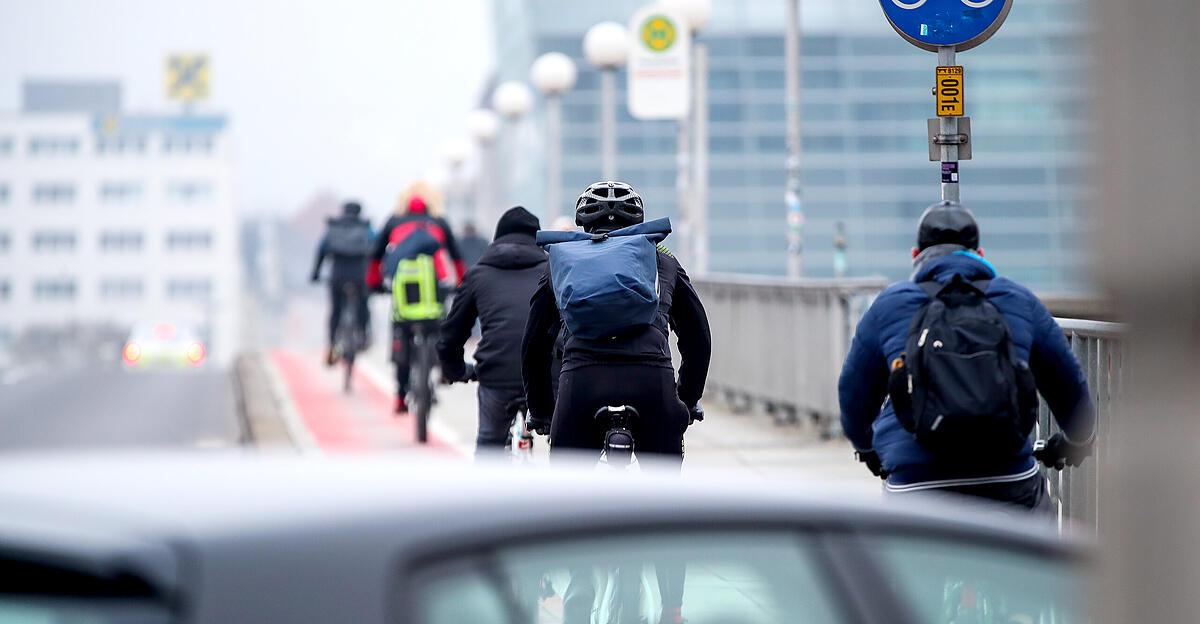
[{"x1": 879, "y1": 0, "x2": 1014, "y2": 52}]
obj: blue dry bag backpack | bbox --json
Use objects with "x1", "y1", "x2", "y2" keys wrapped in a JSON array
[{"x1": 536, "y1": 218, "x2": 672, "y2": 340}]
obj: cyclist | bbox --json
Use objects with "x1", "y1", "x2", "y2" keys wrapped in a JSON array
[
  {"x1": 438, "y1": 207, "x2": 545, "y2": 456},
  {"x1": 367, "y1": 183, "x2": 465, "y2": 414},
  {"x1": 838, "y1": 201, "x2": 1096, "y2": 512},
  {"x1": 521, "y1": 181, "x2": 711, "y2": 467},
  {"x1": 310, "y1": 201, "x2": 372, "y2": 366}
]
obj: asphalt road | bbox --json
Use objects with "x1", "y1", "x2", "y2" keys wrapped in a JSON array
[{"x1": 0, "y1": 366, "x2": 241, "y2": 451}]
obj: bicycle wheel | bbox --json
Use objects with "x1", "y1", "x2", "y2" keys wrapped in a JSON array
[
  {"x1": 412, "y1": 334, "x2": 432, "y2": 444},
  {"x1": 342, "y1": 350, "x2": 355, "y2": 394}
]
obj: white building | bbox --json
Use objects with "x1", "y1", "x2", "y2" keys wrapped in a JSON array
[{"x1": 0, "y1": 81, "x2": 240, "y2": 364}]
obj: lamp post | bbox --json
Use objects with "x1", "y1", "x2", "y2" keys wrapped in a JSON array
[
  {"x1": 784, "y1": 0, "x2": 804, "y2": 278},
  {"x1": 531, "y1": 52, "x2": 578, "y2": 224},
  {"x1": 663, "y1": 0, "x2": 711, "y2": 274},
  {"x1": 467, "y1": 108, "x2": 500, "y2": 230},
  {"x1": 492, "y1": 81, "x2": 534, "y2": 222},
  {"x1": 442, "y1": 137, "x2": 471, "y2": 227},
  {"x1": 584, "y1": 21, "x2": 629, "y2": 180}
]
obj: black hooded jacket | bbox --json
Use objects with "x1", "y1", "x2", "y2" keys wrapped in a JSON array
[{"x1": 438, "y1": 233, "x2": 548, "y2": 390}]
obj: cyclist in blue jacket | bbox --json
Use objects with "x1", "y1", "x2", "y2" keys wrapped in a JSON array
[{"x1": 838, "y1": 201, "x2": 1095, "y2": 511}]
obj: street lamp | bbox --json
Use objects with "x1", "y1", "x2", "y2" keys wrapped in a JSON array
[
  {"x1": 583, "y1": 21, "x2": 629, "y2": 180},
  {"x1": 531, "y1": 52, "x2": 578, "y2": 224},
  {"x1": 491, "y1": 81, "x2": 534, "y2": 224},
  {"x1": 662, "y1": 0, "x2": 712, "y2": 275},
  {"x1": 442, "y1": 137, "x2": 472, "y2": 226},
  {"x1": 467, "y1": 108, "x2": 500, "y2": 230},
  {"x1": 784, "y1": 0, "x2": 805, "y2": 279}
]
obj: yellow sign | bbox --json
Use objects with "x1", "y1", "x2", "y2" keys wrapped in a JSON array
[
  {"x1": 165, "y1": 54, "x2": 210, "y2": 103},
  {"x1": 640, "y1": 15, "x2": 677, "y2": 52},
  {"x1": 936, "y1": 66, "x2": 964, "y2": 117}
]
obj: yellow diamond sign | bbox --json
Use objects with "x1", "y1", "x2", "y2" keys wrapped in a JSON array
[
  {"x1": 640, "y1": 15, "x2": 677, "y2": 53},
  {"x1": 165, "y1": 54, "x2": 210, "y2": 103}
]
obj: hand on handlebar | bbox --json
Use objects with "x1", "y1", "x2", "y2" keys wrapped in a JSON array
[
  {"x1": 442, "y1": 362, "x2": 477, "y2": 385},
  {"x1": 688, "y1": 404, "x2": 704, "y2": 425},
  {"x1": 855, "y1": 449, "x2": 889, "y2": 479},
  {"x1": 1034, "y1": 433, "x2": 1091, "y2": 471},
  {"x1": 527, "y1": 414, "x2": 552, "y2": 436}
]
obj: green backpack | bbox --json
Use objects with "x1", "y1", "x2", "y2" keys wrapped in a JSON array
[{"x1": 392, "y1": 254, "x2": 443, "y2": 322}]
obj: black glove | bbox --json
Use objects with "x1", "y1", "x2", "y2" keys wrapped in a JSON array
[
  {"x1": 1034, "y1": 433, "x2": 1092, "y2": 470},
  {"x1": 856, "y1": 449, "x2": 888, "y2": 479},
  {"x1": 688, "y1": 404, "x2": 704, "y2": 425},
  {"x1": 527, "y1": 414, "x2": 552, "y2": 436},
  {"x1": 310, "y1": 273, "x2": 320, "y2": 284},
  {"x1": 441, "y1": 362, "x2": 476, "y2": 385}
]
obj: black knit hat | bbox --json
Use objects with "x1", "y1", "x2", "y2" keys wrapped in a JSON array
[
  {"x1": 917, "y1": 201, "x2": 980, "y2": 251},
  {"x1": 494, "y1": 206, "x2": 541, "y2": 240}
]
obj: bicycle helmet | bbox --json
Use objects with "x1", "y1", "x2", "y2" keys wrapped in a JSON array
[{"x1": 575, "y1": 181, "x2": 644, "y2": 232}]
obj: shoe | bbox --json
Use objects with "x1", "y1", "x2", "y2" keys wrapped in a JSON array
[
  {"x1": 394, "y1": 395, "x2": 408, "y2": 415},
  {"x1": 324, "y1": 347, "x2": 336, "y2": 367}
]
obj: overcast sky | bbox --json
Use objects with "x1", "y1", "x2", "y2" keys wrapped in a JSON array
[{"x1": 0, "y1": 0, "x2": 494, "y2": 217}]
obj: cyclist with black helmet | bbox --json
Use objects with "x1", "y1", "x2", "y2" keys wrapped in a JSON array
[{"x1": 521, "y1": 181, "x2": 711, "y2": 464}]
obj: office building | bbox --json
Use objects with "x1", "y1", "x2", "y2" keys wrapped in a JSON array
[{"x1": 0, "y1": 81, "x2": 240, "y2": 362}]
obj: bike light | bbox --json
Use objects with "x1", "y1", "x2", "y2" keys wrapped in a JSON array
[
  {"x1": 186, "y1": 342, "x2": 206, "y2": 365},
  {"x1": 123, "y1": 342, "x2": 141, "y2": 364}
]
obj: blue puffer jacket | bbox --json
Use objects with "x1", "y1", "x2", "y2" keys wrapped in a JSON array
[{"x1": 838, "y1": 250, "x2": 1096, "y2": 490}]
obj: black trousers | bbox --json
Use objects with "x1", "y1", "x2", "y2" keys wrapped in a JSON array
[
  {"x1": 550, "y1": 364, "x2": 690, "y2": 465},
  {"x1": 476, "y1": 384, "x2": 522, "y2": 455},
  {"x1": 392, "y1": 321, "x2": 438, "y2": 398},
  {"x1": 894, "y1": 474, "x2": 1054, "y2": 516},
  {"x1": 328, "y1": 280, "x2": 369, "y2": 345}
]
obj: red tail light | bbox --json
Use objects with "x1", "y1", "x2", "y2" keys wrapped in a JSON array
[
  {"x1": 186, "y1": 342, "x2": 206, "y2": 365},
  {"x1": 123, "y1": 342, "x2": 141, "y2": 365}
]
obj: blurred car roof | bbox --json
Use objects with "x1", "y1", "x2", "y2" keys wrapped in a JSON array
[{"x1": 0, "y1": 453, "x2": 1083, "y2": 622}]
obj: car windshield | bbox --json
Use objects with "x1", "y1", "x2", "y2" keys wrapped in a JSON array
[{"x1": 0, "y1": 598, "x2": 169, "y2": 624}]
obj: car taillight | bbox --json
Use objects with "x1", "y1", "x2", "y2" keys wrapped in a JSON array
[
  {"x1": 186, "y1": 342, "x2": 206, "y2": 365},
  {"x1": 123, "y1": 342, "x2": 141, "y2": 364}
]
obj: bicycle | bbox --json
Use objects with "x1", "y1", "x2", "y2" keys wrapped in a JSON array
[
  {"x1": 331, "y1": 282, "x2": 367, "y2": 394},
  {"x1": 505, "y1": 398, "x2": 535, "y2": 461},
  {"x1": 595, "y1": 405, "x2": 639, "y2": 468}
]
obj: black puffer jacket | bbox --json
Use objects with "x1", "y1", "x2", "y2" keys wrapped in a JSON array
[{"x1": 438, "y1": 233, "x2": 547, "y2": 390}]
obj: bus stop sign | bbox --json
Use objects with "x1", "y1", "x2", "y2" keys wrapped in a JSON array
[{"x1": 879, "y1": 0, "x2": 1014, "y2": 52}]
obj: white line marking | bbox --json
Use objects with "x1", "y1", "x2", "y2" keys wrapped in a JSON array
[
  {"x1": 355, "y1": 357, "x2": 471, "y2": 455},
  {"x1": 260, "y1": 353, "x2": 321, "y2": 455}
]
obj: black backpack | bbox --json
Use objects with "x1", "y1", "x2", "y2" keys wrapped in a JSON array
[
  {"x1": 325, "y1": 218, "x2": 372, "y2": 257},
  {"x1": 889, "y1": 275, "x2": 1038, "y2": 461}
]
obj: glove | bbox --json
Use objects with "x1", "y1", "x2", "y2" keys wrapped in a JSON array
[
  {"x1": 1034, "y1": 433, "x2": 1092, "y2": 470},
  {"x1": 856, "y1": 449, "x2": 888, "y2": 479},
  {"x1": 310, "y1": 273, "x2": 320, "y2": 284},
  {"x1": 688, "y1": 404, "x2": 705, "y2": 425},
  {"x1": 527, "y1": 414, "x2": 552, "y2": 436}
]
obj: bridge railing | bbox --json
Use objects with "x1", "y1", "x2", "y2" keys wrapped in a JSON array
[
  {"x1": 692, "y1": 274, "x2": 888, "y2": 430},
  {"x1": 1040, "y1": 318, "x2": 1127, "y2": 529},
  {"x1": 693, "y1": 275, "x2": 1125, "y2": 527}
]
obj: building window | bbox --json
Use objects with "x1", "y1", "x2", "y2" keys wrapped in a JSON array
[
  {"x1": 100, "y1": 181, "x2": 143, "y2": 204},
  {"x1": 0, "y1": 280, "x2": 10, "y2": 302},
  {"x1": 0, "y1": 137, "x2": 12, "y2": 156},
  {"x1": 32, "y1": 183, "x2": 76, "y2": 205},
  {"x1": 99, "y1": 231, "x2": 144, "y2": 252},
  {"x1": 166, "y1": 230, "x2": 213, "y2": 251},
  {"x1": 95, "y1": 137, "x2": 148, "y2": 156},
  {"x1": 167, "y1": 278, "x2": 212, "y2": 301},
  {"x1": 33, "y1": 278, "x2": 77, "y2": 301},
  {"x1": 100, "y1": 278, "x2": 143, "y2": 300},
  {"x1": 162, "y1": 135, "x2": 215, "y2": 154},
  {"x1": 27, "y1": 135, "x2": 80, "y2": 156},
  {"x1": 0, "y1": 231, "x2": 10, "y2": 253},
  {"x1": 31, "y1": 231, "x2": 76, "y2": 253},
  {"x1": 167, "y1": 181, "x2": 215, "y2": 204},
  {"x1": 0, "y1": 184, "x2": 10, "y2": 205}
]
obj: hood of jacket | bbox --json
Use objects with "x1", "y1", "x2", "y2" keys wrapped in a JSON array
[
  {"x1": 911, "y1": 244, "x2": 997, "y2": 284},
  {"x1": 477, "y1": 233, "x2": 547, "y2": 270}
]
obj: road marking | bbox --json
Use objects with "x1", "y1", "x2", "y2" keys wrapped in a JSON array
[
  {"x1": 261, "y1": 352, "x2": 321, "y2": 454},
  {"x1": 354, "y1": 357, "x2": 470, "y2": 456}
]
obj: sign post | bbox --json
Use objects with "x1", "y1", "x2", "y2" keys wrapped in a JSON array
[
  {"x1": 877, "y1": 0, "x2": 1013, "y2": 202},
  {"x1": 627, "y1": 7, "x2": 690, "y2": 121}
]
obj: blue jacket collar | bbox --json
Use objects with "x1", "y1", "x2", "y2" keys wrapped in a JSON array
[{"x1": 912, "y1": 247, "x2": 997, "y2": 283}]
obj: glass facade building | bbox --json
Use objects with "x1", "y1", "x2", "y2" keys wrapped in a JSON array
[{"x1": 489, "y1": 0, "x2": 1091, "y2": 292}]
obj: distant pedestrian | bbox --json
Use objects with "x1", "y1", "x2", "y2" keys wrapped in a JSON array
[
  {"x1": 838, "y1": 201, "x2": 1095, "y2": 513},
  {"x1": 457, "y1": 222, "x2": 489, "y2": 269}
]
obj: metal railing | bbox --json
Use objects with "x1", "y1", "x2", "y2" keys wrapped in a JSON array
[
  {"x1": 694, "y1": 275, "x2": 1125, "y2": 527},
  {"x1": 1040, "y1": 318, "x2": 1126, "y2": 529},
  {"x1": 692, "y1": 274, "x2": 888, "y2": 430}
]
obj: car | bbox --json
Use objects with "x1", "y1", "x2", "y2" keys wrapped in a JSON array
[
  {"x1": 0, "y1": 454, "x2": 1086, "y2": 624},
  {"x1": 121, "y1": 322, "x2": 207, "y2": 369}
]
